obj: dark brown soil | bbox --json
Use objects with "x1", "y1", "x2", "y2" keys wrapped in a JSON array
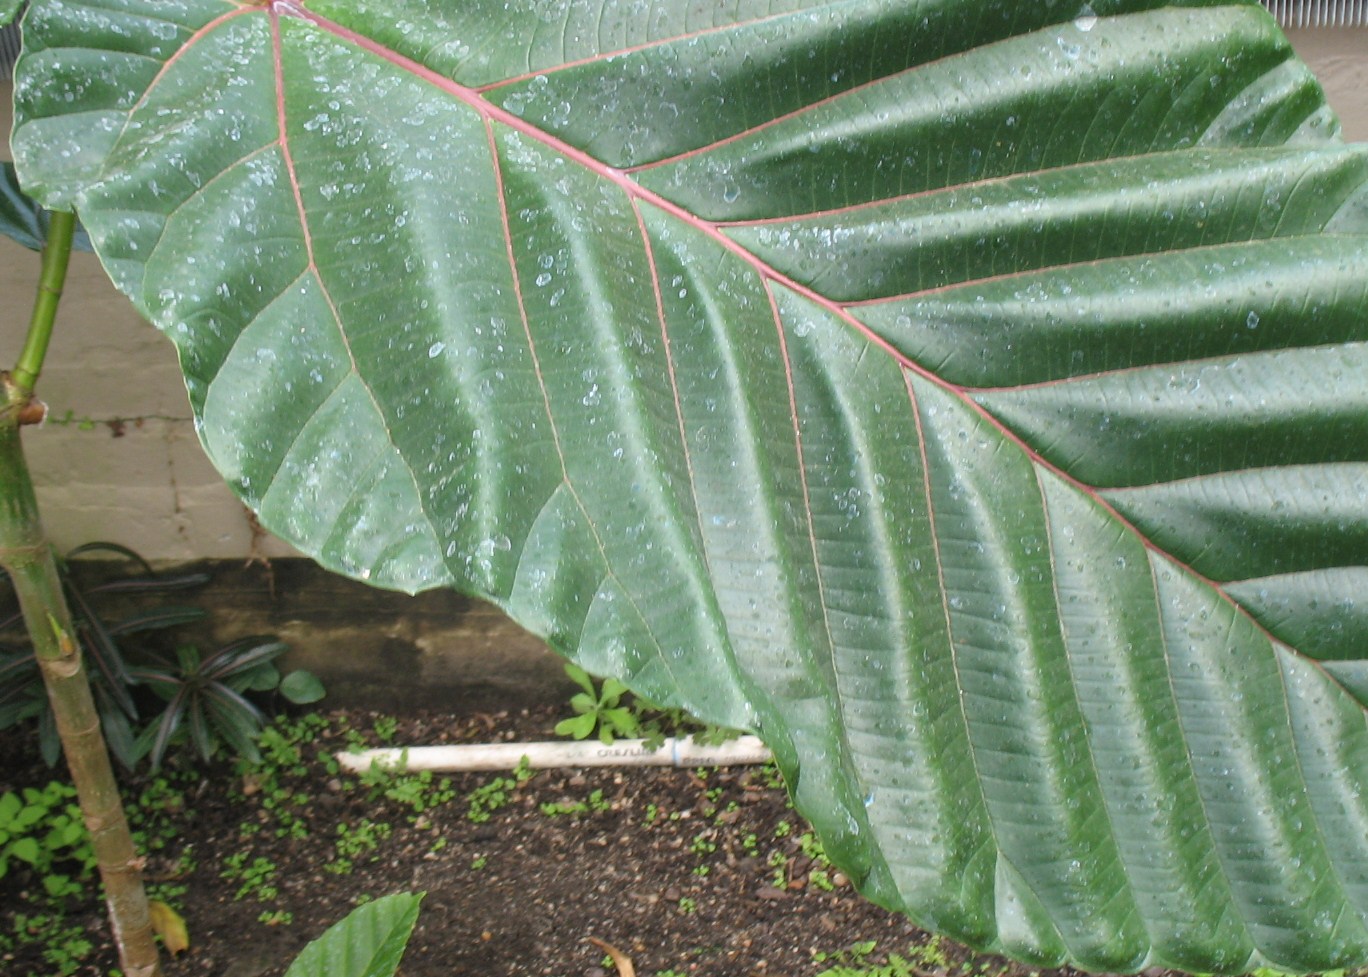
[{"x1": 0, "y1": 707, "x2": 1046, "y2": 977}]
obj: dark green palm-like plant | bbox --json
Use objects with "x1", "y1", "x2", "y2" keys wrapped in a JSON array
[
  {"x1": 0, "y1": 544, "x2": 209, "y2": 768},
  {"x1": 0, "y1": 546, "x2": 323, "y2": 770},
  {"x1": 7, "y1": 0, "x2": 1368, "y2": 972},
  {"x1": 132, "y1": 636, "x2": 323, "y2": 769}
]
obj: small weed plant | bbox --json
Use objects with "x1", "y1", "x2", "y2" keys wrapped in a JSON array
[
  {"x1": 358, "y1": 757, "x2": 457, "y2": 818},
  {"x1": 372, "y1": 714, "x2": 400, "y2": 743},
  {"x1": 463, "y1": 758, "x2": 535, "y2": 823},
  {"x1": 554, "y1": 662, "x2": 744, "y2": 749},
  {"x1": 1, "y1": 912, "x2": 95, "y2": 977},
  {"x1": 810, "y1": 936, "x2": 1021, "y2": 977},
  {"x1": 220, "y1": 851, "x2": 281, "y2": 903},
  {"x1": 0, "y1": 766, "x2": 205, "y2": 975},
  {"x1": 2, "y1": 708, "x2": 434, "y2": 968},
  {"x1": 812, "y1": 940, "x2": 879, "y2": 970},
  {"x1": 0, "y1": 782, "x2": 94, "y2": 899},
  {"x1": 538, "y1": 788, "x2": 612, "y2": 818},
  {"x1": 327, "y1": 818, "x2": 394, "y2": 875},
  {"x1": 554, "y1": 662, "x2": 638, "y2": 743}
]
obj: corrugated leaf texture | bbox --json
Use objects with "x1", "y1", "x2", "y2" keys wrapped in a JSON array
[{"x1": 11, "y1": 0, "x2": 1368, "y2": 970}]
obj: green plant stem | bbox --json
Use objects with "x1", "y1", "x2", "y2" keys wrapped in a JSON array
[
  {"x1": 0, "y1": 216, "x2": 162, "y2": 977},
  {"x1": 12, "y1": 209, "x2": 75, "y2": 397},
  {"x1": 0, "y1": 421, "x2": 164, "y2": 977}
]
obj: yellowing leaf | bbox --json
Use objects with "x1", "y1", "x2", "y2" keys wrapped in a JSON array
[
  {"x1": 148, "y1": 899, "x2": 190, "y2": 956},
  {"x1": 586, "y1": 937, "x2": 636, "y2": 977}
]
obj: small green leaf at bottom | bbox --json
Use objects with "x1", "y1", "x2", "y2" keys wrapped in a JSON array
[{"x1": 283, "y1": 892, "x2": 423, "y2": 977}]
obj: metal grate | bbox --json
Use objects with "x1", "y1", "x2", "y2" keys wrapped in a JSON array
[{"x1": 1264, "y1": 0, "x2": 1368, "y2": 25}]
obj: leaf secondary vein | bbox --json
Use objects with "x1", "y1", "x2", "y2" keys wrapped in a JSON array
[
  {"x1": 471, "y1": 1, "x2": 835, "y2": 97},
  {"x1": 269, "y1": 4, "x2": 444, "y2": 572},
  {"x1": 482, "y1": 115, "x2": 686, "y2": 691},
  {"x1": 254, "y1": 0, "x2": 1366, "y2": 705}
]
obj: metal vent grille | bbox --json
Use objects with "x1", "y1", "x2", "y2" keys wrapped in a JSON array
[{"x1": 1265, "y1": 0, "x2": 1368, "y2": 25}]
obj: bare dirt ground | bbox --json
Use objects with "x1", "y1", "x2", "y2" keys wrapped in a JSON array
[{"x1": 0, "y1": 705, "x2": 1072, "y2": 977}]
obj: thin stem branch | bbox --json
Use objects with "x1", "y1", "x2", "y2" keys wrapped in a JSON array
[
  {"x1": 0, "y1": 206, "x2": 163, "y2": 976},
  {"x1": 12, "y1": 210, "x2": 76, "y2": 397}
]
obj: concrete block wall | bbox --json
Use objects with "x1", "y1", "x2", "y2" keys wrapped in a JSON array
[
  {"x1": 1290, "y1": 30, "x2": 1368, "y2": 136},
  {"x1": 2, "y1": 29, "x2": 1366, "y2": 565}
]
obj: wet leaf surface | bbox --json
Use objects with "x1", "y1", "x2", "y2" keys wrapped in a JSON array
[{"x1": 11, "y1": 2, "x2": 1368, "y2": 968}]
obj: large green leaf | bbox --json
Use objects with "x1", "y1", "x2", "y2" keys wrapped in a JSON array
[{"x1": 11, "y1": 1, "x2": 1368, "y2": 971}]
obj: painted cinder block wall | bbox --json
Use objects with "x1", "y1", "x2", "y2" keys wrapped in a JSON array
[{"x1": 1, "y1": 30, "x2": 1365, "y2": 565}]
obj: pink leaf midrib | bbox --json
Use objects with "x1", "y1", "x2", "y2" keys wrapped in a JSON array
[
  {"x1": 270, "y1": 3, "x2": 932, "y2": 377},
  {"x1": 260, "y1": 1, "x2": 1323, "y2": 681}
]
